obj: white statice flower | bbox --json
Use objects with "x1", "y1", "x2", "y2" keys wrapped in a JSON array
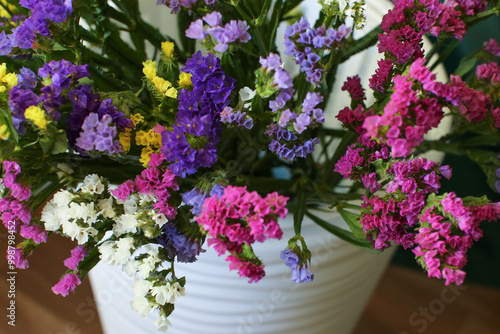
[
  {"x1": 113, "y1": 214, "x2": 139, "y2": 236},
  {"x1": 98, "y1": 240, "x2": 117, "y2": 265},
  {"x1": 80, "y1": 174, "x2": 105, "y2": 194},
  {"x1": 151, "y1": 281, "x2": 185, "y2": 305},
  {"x1": 75, "y1": 226, "x2": 98, "y2": 245},
  {"x1": 52, "y1": 190, "x2": 73, "y2": 207},
  {"x1": 124, "y1": 194, "x2": 140, "y2": 214},
  {"x1": 131, "y1": 295, "x2": 152, "y2": 318},
  {"x1": 132, "y1": 278, "x2": 153, "y2": 296},
  {"x1": 123, "y1": 258, "x2": 140, "y2": 277},
  {"x1": 114, "y1": 237, "x2": 135, "y2": 264},
  {"x1": 138, "y1": 192, "x2": 158, "y2": 205},
  {"x1": 154, "y1": 314, "x2": 172, "y2": 332},
  {"x1": 151, "y1": 212, "x2": 167, "y2": 228},
  {"x1": 98, "y1": 197, "x2": 116, "y2": 218},
  {"x1": 41, "y1": 201, "x2": 61, "y2": 231},
  {"x1": 61, "y1": 220, "x2": 81, "y2": 240},
  {"x1": 136, "y1": 246, "x2": 161, "y2": 279},
  {"x1": 99, "y1": 237, "x2": 135, "y2": 266},
  {"x1": 239, "y1": 87, "x2": 256, "y2": 101}
]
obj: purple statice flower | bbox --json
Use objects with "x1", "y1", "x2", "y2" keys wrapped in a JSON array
[
  {"x1": 0, "y1": 0, "x2": 73, "y2": 55},
  {"x1": 161, "y1": 52, "x2": 234, "y2": 177},
  {"x1": 8, "y1": 86, "x2": 40, "y2": 135},
  {"x1": 63, "y1": 246, "x2": 88, "y2": 271},
  {"x1": 278, "y1": 109, "x2": 297, "y2": 127},
  {"x1": 220, "y1": 107, "x2": 254, "y2": 129},
  {"x1": 484, "y1": 38, "x2": 500, "y2": 57},
  {"x1": 186, "y1": 12, "x2": 250, "y2": 52},
  {"x1": 52, "y1": 273, "x2": 81, "y2": 297},
  {"x1": 182, "y1": 184, "x2": 224, "y2": 216},
  {"x1": 284, "y1": 17, "x2": 351, "y2": 84},
  {"x1": 157, "y1": 222, "x2": 203, "y2": 263},
  {"x1": 342, "y1": 75, "x2": 365, "y2": 100},
  {"x1": 17, "y1": 67, "x2": 37, "y2": 89},
  {"x1": 156, "y1": 0, "x2": 199, "y2": 14},
  {"x1": 280, "y1": 248, "x2": 314, "y2": 283},
  {"x1": 75, "y1": 113, "x2": 123, "y2": 155}
]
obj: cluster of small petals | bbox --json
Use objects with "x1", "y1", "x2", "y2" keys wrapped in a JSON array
[
  {"x1": 266, "y1": 124, "x2": 319, "y2": 160},
  {"x1": 342, "y1": 75, "x2": 366, "y2": 101},
  {"x1": 484, "y1": 39, "x2": 500, "y2": 56},
  {"x1": 197, "y1": 186, "x2": 288, "y2": 282},
  {"x1": 52, "y1": 273, "x2": 81, "y2": 297},
  {"x1": 284, "y1": 17, "x2": 351, "y2": 84},
  {"x1": 75, "y1": 113, "x2": 123, "y2": 155},
  {"x1": 185, "y1": 11, "x2": 250, "y2": 52},
  {"x1": 181, "y1": 184, "x2": 223, "y2": 216},
  {"x1": 334, "y1": 137, "x2": 390, "y2": 180},
  {"x1": 156, "y1": 222, "x2": 203, "y2": 263},
  {"x1": 336, "y1": 104, "x2": 374, "y2": 134},
  {"x1": 280, "y1": 248, "x2": 314, "y2": 283},
  {"x1": 0, "y1": 0, "x2": 73, "y2": 55},
  {"x1": 220, "y1": 107, "x2": 253, "y2": 129},
  {"x1": 413, "y1": 194, "x2": 499, "y2": 285},
  {"x1": 226, "y1": 255, "x2": 265, "y2": 283},
  {"x1": 364, "y1": 70, "x2": 444, "y2": 157},
  {"x1": 157, "y1": 0, "x2": 215, "y2": 14},
  {"x1": 161, "y1": 52, "x2": 234, "y2": 178},
  {"x1": 63, "y1": 246, "x2": 88, "y2": 271},
  {"x1": 476, "y1": 62, "x2": 500, "y2": 84},
  {"x1": 369, "y1": 59, "x2": 394, "y2": 93}
]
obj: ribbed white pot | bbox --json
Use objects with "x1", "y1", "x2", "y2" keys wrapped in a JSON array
[{"x1": 89, "y1": 211, "x2": 396, "y2": 334}]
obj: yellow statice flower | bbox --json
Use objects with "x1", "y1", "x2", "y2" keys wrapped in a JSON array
[
  {"x1": 0, "y1": 124, "x2": 9, "y2": 140},
  {"x1": 152, "y1": 76, "x2": 171, "y2": 93},
  {"x1": 119, "y1": 129, "x2": 132, "y2": 153},
  {"x1": 161, "y1": 41, "x2": 175, "y2": 59},
  {"x1": 2, "y1": 73, "x2": 18, "y2": 90},
  {"x1": 24, "y1": 106, "x2": 47, "y2": 130},
  {"x1": 130, "y1": 113, "x2": 144, "y2": 126},
  {"x1": 139, "y1": 146, "x2": 154, "y2": 167},
  {"x1": 0, "y1": 63, "x2": 17, "y2": 93},
  {"x1": 136, "y1": 129, "x2": 162, "y2": 148},
  {"x1": 178, "y1": 72, "x2": 193, "y2": 90},
  {"x1": 142, "y1": 60, "x2": 157, "y2": 81}
]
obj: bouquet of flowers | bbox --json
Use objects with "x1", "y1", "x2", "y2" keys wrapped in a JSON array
[{"x1": 1, "y1": 0, "x2": 500, "y2": 330}]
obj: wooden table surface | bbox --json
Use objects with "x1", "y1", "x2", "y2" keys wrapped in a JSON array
[{"x1": 1, "y1": 233, "x2": 500, "y2": 334}]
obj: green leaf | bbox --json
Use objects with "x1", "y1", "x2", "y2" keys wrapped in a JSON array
[
  {"x1": 305, "y1": 211, "x2": 378, "y2": 253},
  {"x1": 293, "y1": 186, "x2": 306, "y2": 235},
  {"x1": 337, "y1": 207, "x2": 365, "y2": 239},
  {"x1": 39, "y1": 124, "x2": 68, "y2": 155}
]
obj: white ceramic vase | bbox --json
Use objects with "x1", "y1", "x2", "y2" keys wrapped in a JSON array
[{"x1": 89, "y1": 210, "x2": 396, "y2": 334}]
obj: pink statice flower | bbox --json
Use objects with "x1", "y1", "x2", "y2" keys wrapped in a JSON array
[
  {"x1": 197, "y1": 186, "x2": 288, "y2": 282},
  {"x1": 7, "y1": 247, "x2": 29, "y2": 269},
  {"x1": 413, "y1": 193, "x2": 500, "y2": 285},
  {"x1": 63, "y1": 246, "x2": 88, "y2": 271},
  {"x1": 52, "y1": 273, "x2": 82, "y2": 297}
]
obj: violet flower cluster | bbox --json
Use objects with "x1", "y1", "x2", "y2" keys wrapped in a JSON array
[
  {"x1": 186, "y1": 11, "x2": 251, "y2": 52},
  {"x1": 284, "y1": 17, "x2": 351, "y2": 84},
  {"x1": 0, "y1": 0, "x2": 73, "y2": 55},
  {"x1": 156, "y1": 0, "x2": 216, "y2": 14},
  {"x1": 161, "y1": 51, "x2": 235, "y2": 177},
  {"x1": 280, "y1": 248, "x2": 314, "y2": 283}
]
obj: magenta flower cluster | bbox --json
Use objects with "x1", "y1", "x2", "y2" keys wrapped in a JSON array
[
  {"x1": 284, "y1": 17, "x2": 351, "y2": 84},
  {"x1": 197, "y1": 186, "x2": 288, "y2": 282},
  {"x1": 370, "y1": 0, "x2": 486, "y2": 93},
  {"x1": 1, "y1": 161, "x2": 43, "y2": 269},
  {"x1": 112, "y1": 167, "x2": 179, "y2": 219},
  {"x1": 363, "y1": 58, "x2": 497, "y2": 158},
  {"x1": 186, "y1": 11, "x2": 251, "y2": 52},
  {"x1": 413, "y1": 193, "x2": 499, "y2": 285}
]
